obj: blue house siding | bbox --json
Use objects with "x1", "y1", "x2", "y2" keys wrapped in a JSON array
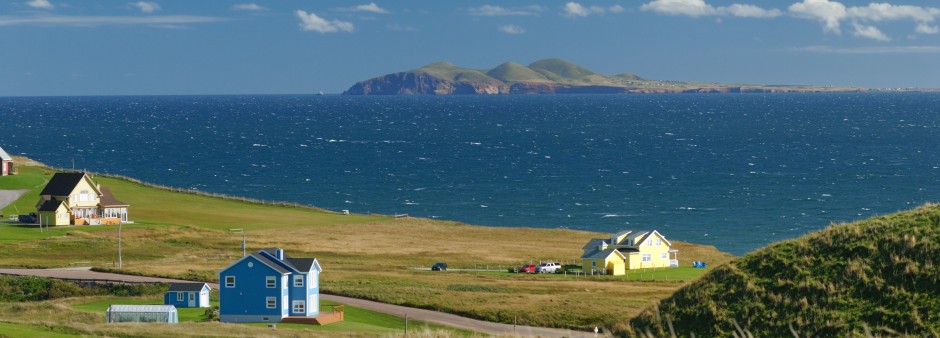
[
  {"x1": 218, "y1": 255, "x2": 288, "y2": 322},
  {"x1": 218, "y1": 249, "x2": 322, "y2": 323},
  {"x1": 164, "y1": 284, "x2": 210, "y2": 308}
]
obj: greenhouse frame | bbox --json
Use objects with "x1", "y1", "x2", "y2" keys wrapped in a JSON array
[{"x1": 106, "y1": 305, "x2": 178, "y2": 323}]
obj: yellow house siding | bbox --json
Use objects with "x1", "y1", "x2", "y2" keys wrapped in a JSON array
[
  {"x1": 39, "y1": 204, "x2": 70, "y2": 226},
  {"x1": 627, "y1": 232, "x2": 673, "y2": 269},
  {"x1": 66, "y1": 178, "x2": 101, "y2": 210}
]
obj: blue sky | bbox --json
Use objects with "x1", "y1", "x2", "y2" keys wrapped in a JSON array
[{"x1": 2, "y1": 0, "x2": 940, "y2": 95}]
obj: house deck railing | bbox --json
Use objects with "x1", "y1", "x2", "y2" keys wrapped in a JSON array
[{"x1": 669, "y1": 259, "x2": 679, "y2": 267}]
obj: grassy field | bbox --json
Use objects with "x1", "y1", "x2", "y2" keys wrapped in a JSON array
[
  {"x1": 630, "y1": 203, "x2": 940, "y2": 337},
  {"x1": 0, "y1": 161, "x2": 734, "y2": 333}
]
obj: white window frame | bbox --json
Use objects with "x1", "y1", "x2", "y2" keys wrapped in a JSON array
[
  {"x1": 293, "y1": 275, "x2": 304, "y2": 287},
  {"x1": 266, "y1": 297, "x2": 276, "y2": 309},
  {"x1": 656, "y1": 239, "x2": 662, "y2": 246},
  {"x1": 177, "y1": 292, "x2": 183, "y2": 301},
  {"x1": 225, "y1": 276, "x2": 235, "y2": 288},
  {"x1": 642, "y1": 254, "x2": 651, "y2": 262},
  {"x1": 266, "y1": 276, "x2": 276, "y2": 288},
  {"x1": 661, "y1": 253, "x2": 668, "y2": 260},
  {"x1": 292, "y1": 300, "x2": 305, "y2": 313},
  {"x1": 189, "y1": 292, "x2": 195, "y2": 301}
]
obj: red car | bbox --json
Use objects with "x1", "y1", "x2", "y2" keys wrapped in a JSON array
[{"x1": 519, "y1": 264, "x2": 538, "y2": 273}]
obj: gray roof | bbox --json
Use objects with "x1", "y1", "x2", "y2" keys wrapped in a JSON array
[
  {"x1": 286, "y1": 258, "x2": 318, "y2": 271},
  {"x1": 168, "y1": 283, "x2": 209, "y2": 292},
  {"x1": 107, "y1": 305, "x2": 177, "y2": 313},
  {"x1": 581, "y1": 248, "x2": 624, "y2": 260},
  {"x1": 582, "y1": 238, "x2": 607, "y2": 251},
  {"x1": 38, "y1": 199, "x2": 66, "y2": 212},
  {"x1": 250, "y1": 253, "x2": 291, "y2": 274},
  {"x1": 0, "y1": 146, "x2": 11, "y2": 161}
]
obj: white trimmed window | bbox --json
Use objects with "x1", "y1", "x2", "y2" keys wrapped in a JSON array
[
  {"x1": 642, "y1": 254, "x2": 651, "y2": 262},
  {"x1": 266, "y1": 276, "x2": 276, "y2": 288},
  {"x1": 189, "y1": 293, "x2": 195, "y2": 301},
  {"x1": 225, "y1": 276, "x2": 235, "y2": 288},
  {"x1": 177, "y1": 292, "x2": 183, "y2": 301},
  {"x1": 661, "y1": 253, "x2": 668, "y2": 260},
  {"x1": 266, "y1": 297, "x2": 276, "y2": 309},
  {"x1": 293, "y1": 275, "x2": 304, "y2": 287},
  {"x1": 292, "y1": 300, "x2": 305, "y2": 313}
]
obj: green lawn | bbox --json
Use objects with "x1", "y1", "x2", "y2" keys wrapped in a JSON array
[
  {"x1": 71, "y1": 297, "x2": 471, "y2": 336},
  {"x1": 0, "y1": 321, "x2": 84, "y2": 338}
]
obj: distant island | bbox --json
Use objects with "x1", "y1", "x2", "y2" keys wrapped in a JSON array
[{"x1": 343, "y1": 58, "x2": 867, "y2": 95}]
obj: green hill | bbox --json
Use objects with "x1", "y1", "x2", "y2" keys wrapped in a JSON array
[
  {"x1": 527, "y1": 58, "x2": 596, "y2": 80},
  {"x1": 408, "y1": 62, "x2": 499, "y2": 84},
  {"x1": 629, "y1": 204, "x2": 940, "y2": 337},
  {"x1": 485, "y1": 61, "x2": 551, "y2": 83}
]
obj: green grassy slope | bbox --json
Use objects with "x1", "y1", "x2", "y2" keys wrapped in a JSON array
[
  {"x1": 408, "y1": 62, "x2": 499, "y2": 84},
  {"x1": 485, "y1": 62, "x2": 550, "y2": 83},
  {"x1": 527, "y1": 59, "x2": 596, "y2": 80},
  {"x1": 629, "y1": 204, "x2": 940, "y2": 337}
]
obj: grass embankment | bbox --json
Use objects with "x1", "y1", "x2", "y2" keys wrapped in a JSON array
[
  {"x1": 0, "y1": 162, "x2": 733, "y2": 332},
  {"x1": 630, "y1": 203, "x2": 940, "y2": 337}
]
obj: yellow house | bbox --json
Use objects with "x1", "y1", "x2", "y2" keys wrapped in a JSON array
[
  {"x1": 581, "y1": 229, "x2": 678, "y2": 275},
  {"x1": 35, "y1": 172, "x2": 129, "y2": 226}
]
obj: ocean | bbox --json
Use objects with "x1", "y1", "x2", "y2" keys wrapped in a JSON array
[{"x1": 2, "y1": 93, "x2": 938, "y2": 255}]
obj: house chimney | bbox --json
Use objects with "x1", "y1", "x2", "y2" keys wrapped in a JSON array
[{"x1": 276, "y1": 248, "x2": 283, "y2": 260}]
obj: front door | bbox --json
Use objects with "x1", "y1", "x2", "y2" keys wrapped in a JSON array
[{"x1": 188, "y1": 292, "x2": 195, "y2": 307}]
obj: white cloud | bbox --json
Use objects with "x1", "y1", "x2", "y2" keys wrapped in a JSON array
[
  {"x1": 793, "y1": 45, "x2": 940, "y2": 54},
  {"x1": 129, "y1": 1, "x2": 160, "y2": 13},
  {"x1": 788, "y1": 1, "x2": 940, "y2": 37},
  {"x1": 641, "y1": 0, "x2": 717, "y2": 17},
  {"x1": 232, "y1": 3, "x2": 266, "y2": 11},
  {"x1": 353, "y1": 3, "x2": 388, "y2": 14},
  {"x1": 26, "y1": 0, "x2": 53, "y2": 9},
  {"x1": 641, "y1": 0, "x2": 780, "y2": 18},
  {"x1": 468, "y1": 5, "x2": 541, "y2": 16},
  {"x1": 498, "y1": 24, "x2": 525, "y2": 34},
  {"x1": 788, "y1": 0, "x2": 847, "y2": 33},
  {"x1": 916, "y1": 23, "x2": 939, "y2": 34},
  {"x1": 295, "y1": 10, "x2": 353, "y2": 33},
  {"x1": 852, "y1": 22, "x2": 890, "y2": 41},
  {"x1": 723, "y1": 4, "x2": 782, "y2": 18},
  {"x1": 0, "y1": 14, "x2": 222, "y2": 26},
  {"x1": 563, "y1": 2, "x2": 626, "y2": 17}
]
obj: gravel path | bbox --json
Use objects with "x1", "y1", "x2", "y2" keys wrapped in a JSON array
[
  {"x1": 0, "y1": 189, "x2": 27, "y2": 211},
  {"x1": 0, "y1": 268, "x2": 603, "y2": 337}
]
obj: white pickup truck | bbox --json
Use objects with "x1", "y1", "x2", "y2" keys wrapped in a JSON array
[{"x1": 536, "y1": 262, "x2": 562, "y2": 274}]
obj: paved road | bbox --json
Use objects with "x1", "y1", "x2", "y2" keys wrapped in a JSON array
[
  {"x1": 0, "y1": 268, "x2": 603, "y2": 337},
  {"x1": 0, "y1": 189, "x2": 27, "y2": 212}
]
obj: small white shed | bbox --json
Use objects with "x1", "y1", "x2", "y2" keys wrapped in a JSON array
[{"x1": 106, "y1": 305, "x2": 178, "y2": 323}]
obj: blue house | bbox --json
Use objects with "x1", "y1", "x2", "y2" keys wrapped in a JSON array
[
  {"x1": 164, "y1": 283, "x2": 211, "y2": 308},
  {"x1": 217, "y1": 248, "x2": 321, "y2": 323}
]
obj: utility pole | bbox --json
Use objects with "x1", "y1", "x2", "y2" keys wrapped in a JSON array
[{"x1": 118, "y1": 222, "x2": 122, "y2": 269}]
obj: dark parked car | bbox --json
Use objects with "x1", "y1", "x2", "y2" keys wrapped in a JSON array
[
  {"x1": 431, "y1": 262, "x2": 448, "y2": 271},
  {"x1": 18, "y1": 213, "x2": 37, "y2": 224}
]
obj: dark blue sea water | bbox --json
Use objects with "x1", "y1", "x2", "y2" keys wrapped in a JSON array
[{"x1": 2, "y1": 93, "x2": 938, "y2": 255}]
